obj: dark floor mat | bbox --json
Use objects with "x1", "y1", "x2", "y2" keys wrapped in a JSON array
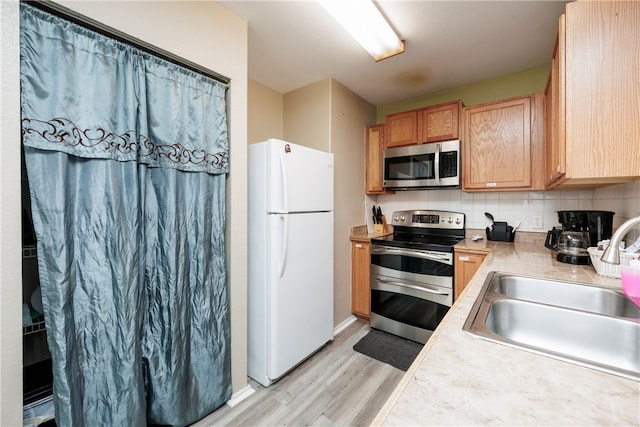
[{"x1": 352, "y1": 329, "x2": 422, "y2": 371}]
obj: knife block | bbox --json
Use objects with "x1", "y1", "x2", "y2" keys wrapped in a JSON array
[{"x1": 373, "y1": 215, "x2": 389, "y2": 235}]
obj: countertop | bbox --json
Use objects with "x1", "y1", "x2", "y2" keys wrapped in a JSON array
[
  {"x1": 371, "y1": 234, "x2": 640, "y2": 426},
  {"x1": 349, "y1": 225, "x2": 393, "y2": 242}
]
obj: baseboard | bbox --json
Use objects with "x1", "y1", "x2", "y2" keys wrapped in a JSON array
[
  {"x1": 334, "y1": 315, "x2": 358, "y2": 337},
  {"x1": 226, "y1": 384, "x2": 256, "y2": 408}
]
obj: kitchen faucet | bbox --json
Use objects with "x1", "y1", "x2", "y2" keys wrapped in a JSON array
[{"x1": 601, "y1": 215, "x2": 640, "y2": 264}]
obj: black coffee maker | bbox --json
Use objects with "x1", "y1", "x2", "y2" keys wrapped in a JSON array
[{"x1": 545, "y1": 210, "x2": 615, "y2": 265}]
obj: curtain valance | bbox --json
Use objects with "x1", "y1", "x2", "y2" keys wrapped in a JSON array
[{"x1": 20, "y1": 3, "x2": 229, "y2": 174}]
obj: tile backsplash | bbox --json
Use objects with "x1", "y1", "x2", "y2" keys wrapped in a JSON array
[
  {"x1": 373, "y1": 181, "x2": 640, "y2": 238},
  {"x1": 593, "y1": 181, "x2": 640, "y2": 242}
]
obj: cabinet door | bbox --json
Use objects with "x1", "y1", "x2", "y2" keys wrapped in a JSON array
[
  {"x1": 463, "y1": 96, "x2": 532, "y2": 190},
  {"x1": 454, "y1": 251, "x2": 486, "y2": 300},
  {"x1": 365, "y1": 125, "x2": 392, "y2": 194},
  {"x1": 545, "y1": 14, "x2": 566, "y2": 187},
  {"x1": 563, "y1": 1, "x2": 640, "y2": 182},
  {"x1": 267, "y1": 212, "x2": 334, "y2": 380},
  {"x1": 384, "y1": 110, "x2": 419, "y2": 147},
  {"x1": 351, "y1": 241, "x2": 371, "y2": 319},
  {"x1": 420, "y1": 101, "x2": 461, "y2": 143}
]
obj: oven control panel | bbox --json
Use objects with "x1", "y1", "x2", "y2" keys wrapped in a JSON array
[{"x1": 392, "y1": 210, "x2": 465, "y2": 229}]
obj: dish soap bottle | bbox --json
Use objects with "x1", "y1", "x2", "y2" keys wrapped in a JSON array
[{"x1": 621, "y1": 257, "x2": 640, "y2": 308}]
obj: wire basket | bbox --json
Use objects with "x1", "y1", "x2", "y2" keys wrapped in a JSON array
[{"x1": 587, "y1": 247, "x2": 637, "y2": 278}]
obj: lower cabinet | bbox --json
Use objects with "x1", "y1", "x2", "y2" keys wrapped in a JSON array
[
  {"x1": 351, "y1": 240, "x2": 371, "y2": 320},
  {"x1": 454, "y1": 248, "x2": 488, "y2": 300}
]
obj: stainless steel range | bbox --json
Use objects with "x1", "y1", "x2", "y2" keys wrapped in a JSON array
[{"x1": 370, "y1": 210, "x2": 465, "y2": 344}]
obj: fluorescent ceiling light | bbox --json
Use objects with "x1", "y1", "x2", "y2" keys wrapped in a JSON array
[{"x1": 318, "y1": 0, "x2": 405, "y2": 62}]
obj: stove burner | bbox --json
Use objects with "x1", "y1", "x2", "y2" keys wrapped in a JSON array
[{"x1": 371, "y1": 232, "x2": 462, "y2": 252}]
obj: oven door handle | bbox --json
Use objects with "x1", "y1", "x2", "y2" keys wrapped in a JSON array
[
  {"x1": 372, "y1": 277, "x2": 451, "y2": 296},
  {"x1": 371, "y1": 245, "x2": 452, "y2": 263}
]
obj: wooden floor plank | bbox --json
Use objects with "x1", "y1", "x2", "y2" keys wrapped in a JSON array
[
  {"x1": 192, "y1": 320, "x2": 406, "y2": 426},
  {"x1": 323, "y1": 358, "x2": 401, "y2": 425}
]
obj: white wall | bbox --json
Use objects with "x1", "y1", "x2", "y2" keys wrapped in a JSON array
[
  {"x1": 0, "y1": 1, "x2": 24, "y2": 424},
  {"x1": 329, "y1": 79, "x2": 376, "y2": 326},
  {"x1": 248, "y1": 80, "x2": 284, "y2": 143},
  {"x1": 0, "y1": 2, "x2": 249, "y2": 424},
  {"x1": 593, "y1": 181, "x2": 640, "y2": 242},
  {"x1": 284, "y1": 79, "x2": 331, "y2": 152},
  {"x1": 282, "y1": 78, "x2": 376, "y2": 327}
]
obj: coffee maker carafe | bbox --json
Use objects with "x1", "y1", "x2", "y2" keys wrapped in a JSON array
[{"x1": 545, "y1": 210, "x2": 615, "y2": 265}]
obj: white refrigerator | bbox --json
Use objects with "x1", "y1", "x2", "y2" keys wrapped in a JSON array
[{"x1": 247, "y1": 139, "x2": 334, "y2": 387}]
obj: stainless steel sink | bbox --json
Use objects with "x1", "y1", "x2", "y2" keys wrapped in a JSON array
[
  {"x1": 494, "y1": 275, "x2": 640, "y2": 318},
  {"x1": 463, "y1": 272, "x2": 640, "y2": 381}
]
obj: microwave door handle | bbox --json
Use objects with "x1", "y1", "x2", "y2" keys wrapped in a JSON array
[{"x1": 434, "y1": 143, "x2": 441, "y2": 184}]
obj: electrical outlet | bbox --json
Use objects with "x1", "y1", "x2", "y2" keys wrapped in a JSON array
[{"x1": 533, "y1": 215, "x2": 543, "y2": 229}]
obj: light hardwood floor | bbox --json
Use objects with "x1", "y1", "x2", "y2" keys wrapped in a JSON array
[{"x1": 192, "y1": 320, "x2": 404, "y2": 426}]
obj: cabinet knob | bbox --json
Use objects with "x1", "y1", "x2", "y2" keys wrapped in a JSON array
[
  {"x1": 459, "y1": 256, "x2": 470, "y2": 261},
  {"x1": 355, "y1": 244, "x2": 363, "y2": 249}
]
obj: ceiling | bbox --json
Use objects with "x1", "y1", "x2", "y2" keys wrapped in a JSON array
[{"x1": 218, "y1": 0, "x2": 569, "y2": 106}]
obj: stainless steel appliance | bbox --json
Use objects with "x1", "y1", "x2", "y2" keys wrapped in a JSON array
[
  {"x1": 370, "y1": 210, "x2": 465, "y2": 344},
  {"x1": 383, "y1": 140, "x2": 460, "y2": 190},
  {"x1": 544, "y1": 210, "x2": 615, "y2": 265}
]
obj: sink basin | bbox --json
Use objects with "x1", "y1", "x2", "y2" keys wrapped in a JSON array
[
  {"x1": 463, "y1": 272, "x2": 640, "y2": 381},
  {"x1": 494, "y1": 275, "x2": 640, "y2": 318},
  {"x1": 485, "y1": 300, "x2": 640, "y2": 376}
]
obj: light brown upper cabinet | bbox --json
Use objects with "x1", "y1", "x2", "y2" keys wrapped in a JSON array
[
  {"x1": 546, "y1": 1, "x2": 640, "y2": 188},
  {"x1": 384, "y1": 100, "x2": 463, "y2": 148},
  {"x1": 384, "y1": 110, "x2": 419, "y2": 148},
  {"x1": 420, "y1": 100, "x2": 462, "y2": 143},
  {"x1": 544, "y1": 14, "x2": 566, "y2": 187},
  {"x1": 365, "y1": 124, "x2": 393, "y2": 195},
  {"x1": 463, "y1": 94, "x2": 544, "y2": 192}
]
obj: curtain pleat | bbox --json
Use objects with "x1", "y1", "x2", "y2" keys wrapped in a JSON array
[
  {"x1": 20, "y1": 4, "x2": 232, "y2": 426},
  {"x1": 24, "y1": 151, "x2": 148, "y2": 426},
  {"x1": 141, "y1": 168, "x2": 230, "y2": 425}
]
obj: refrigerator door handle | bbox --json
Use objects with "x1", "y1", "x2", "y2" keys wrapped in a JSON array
[
  {"x1": 279, "y1": 152, "x2": 289, "y2": 213},
  {"x1": 278, "y1": 214, "x2": 289, "y2": 277}
]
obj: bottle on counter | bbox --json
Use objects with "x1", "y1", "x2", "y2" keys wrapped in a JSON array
[{"x1": 621, "y1": 257, "x2": 640, "y2": 308}]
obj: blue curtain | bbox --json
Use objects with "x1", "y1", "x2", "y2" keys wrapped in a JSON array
[{"x1": 20, "y1": 4, "x2": 231, "y2": 426}]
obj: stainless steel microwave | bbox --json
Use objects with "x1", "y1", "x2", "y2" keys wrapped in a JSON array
[{"x1": 383, "y1": 140, "x2": 461, "y2": 190}]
